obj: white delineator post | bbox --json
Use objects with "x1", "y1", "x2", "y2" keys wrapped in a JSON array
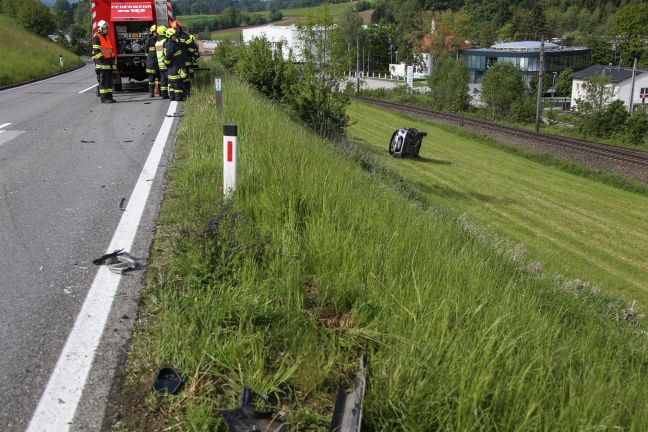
[{"x1": 223, "y1": 124, "x2": 237, "y2": 198}]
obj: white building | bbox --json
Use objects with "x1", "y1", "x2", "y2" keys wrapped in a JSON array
[
  {"x1": 242, "y1": 25, "x2": 305, "y2": 62},
  {"x1": 571, "y1": 64, "x2": 648, "y2": 111}
]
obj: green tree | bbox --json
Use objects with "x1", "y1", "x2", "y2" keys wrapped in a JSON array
[
  {"x1": 623, "y1": 107, "x2": 648, "y2": 146},
  {"x1": 555, "y1": 68, "x2": 573, "y2": 97},
  {"x1": 235, "y1": 37, "x2": 294, "y2": 101},
  {"x1": 481, "y1": 61, "x2": 526, "y2": 118},
  {"x1": 0, "y1": 0, "x2": 21, "y2": 17},
  {"x1": 371, "y1": 0, "x2": 395, "y2": 24},
  {"x1": 611, "y1": 3, "x2": 648, "y2": 67},
  {"x1": 52, "y1": 0, "x2": 70, "y2": 14},
  {"x1": 477, "y1": 21, "x2": 496, "y2": 48},
  {"x1": 578, "y1": 72, "x2": 616, "y2": 112},
  {"x1": 335, "y1": 6, "x2": 364, "y2": 71},
  {"x1": 17, "y1": 0, "x2": 55, "y2": 38},
  {"x1": 427, "y1": 52, "x2": 469, "y2": 112},
  {"x1": 394, "y1": 0, "x2": 424, "y2": 64},
  {"x1": 291, "y1": 4, "x2": 350, "y2": 139}
]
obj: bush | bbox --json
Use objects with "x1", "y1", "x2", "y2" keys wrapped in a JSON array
[{"x1": 623, "y1": 107, "x2": 648, "y2": 145}]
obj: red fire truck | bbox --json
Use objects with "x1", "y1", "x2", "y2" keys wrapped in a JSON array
[{"x1": 91, "y1": 0, "x2": 173, "y2": 91}]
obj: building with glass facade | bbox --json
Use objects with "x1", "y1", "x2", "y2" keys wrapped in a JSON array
[{"x1": 460, "y1": 41, "x2": 591, "y2": 85}]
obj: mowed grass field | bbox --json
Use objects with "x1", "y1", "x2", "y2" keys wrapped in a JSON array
[{"x1": 347, "y1": 101, "x2": 648, "y2": 306}]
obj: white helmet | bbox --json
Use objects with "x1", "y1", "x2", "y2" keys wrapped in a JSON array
[{"x1": 98, "y1": 20, "x2": 109, "y2": 31}]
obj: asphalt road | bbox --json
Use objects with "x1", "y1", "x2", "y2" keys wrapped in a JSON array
[{"x1": 0, "y1": 63, "x2": 180, "y2": 431}]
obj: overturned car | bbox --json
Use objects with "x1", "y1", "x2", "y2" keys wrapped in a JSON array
[{"x1": 389, "y1": 128, "x2": 427, "y2": 158}]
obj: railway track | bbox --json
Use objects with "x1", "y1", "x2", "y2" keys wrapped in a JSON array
[{"x1": 351, "y1": 96, "x2": 648, "y2": 183}]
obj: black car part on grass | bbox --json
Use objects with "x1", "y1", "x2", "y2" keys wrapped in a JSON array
[
  {"x1": 329, "y1": 355, "x2": 367, "y2": 432},
  {"x1": 152, "y1": 366, "x2": 183, "y2": 395},
  {"x1": 219, "y1": 387, "x2": 289, "y2": 432},
  {"x1": 389, "y1": 128, "x2": 427, "y2": 158}
]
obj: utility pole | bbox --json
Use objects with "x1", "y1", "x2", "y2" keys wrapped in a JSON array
[
  {"x1": 356, "y1": 36, "x2": 360, "y2": 94},
  {"x1": 628, "y1": 58, "x2": 637, "y2": 113},
  {"x1": 535, "y1": 37, "x2": 545, "y2": 133}
]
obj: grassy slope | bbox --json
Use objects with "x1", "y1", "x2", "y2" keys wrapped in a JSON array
[
  {"x1": 117, "y1": 66, "x2": 648, "y2": 431},
  {"x1": 347, "y1": 101, "x2": 648, "y2": 306},
  {"x1": 0, "y1": 15, "x2": 82, "y2": 87}
]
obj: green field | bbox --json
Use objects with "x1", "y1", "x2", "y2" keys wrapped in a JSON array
[
  {"x1": 346, "y1": 101, "x2": 648, "y2": 306},
  {"x1": 117, "y1": 65, "x2": 648, "y2": 431},
  {"x1": 281, "y1": 1, "x2": 370, "y2": 17},
  {"x1": 0, "y1": 15, "x2": 82, "y2": 87}
]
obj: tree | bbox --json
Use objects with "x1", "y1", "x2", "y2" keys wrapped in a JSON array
[
  {"x1": 477, "y1": 21, "x2": 496, "y2": 48},
  {"x1": 235, "y1": 37, "x2": 294, "y2": 100},
  {"x1": 427, "y1": 52, "x2": 469, "y2": 112},
  {"x1": 394, "y1": 0, "x2": 424, "y2": 64},
  {"x1": 578, "y1": 72, "x2": 616, "y2": 112},
  {"x1": 335, "y1": 6, "x2": 364, "y2": 71},
  {"x1": 481, "y1": 61, "x2": 526, "y2": 118},
  {"x1": 623, "y1": 107, "x2": 648, "y2": 146},
  {"x1": 611, "y1": 3, "x2": 648, "y2": 67},
  {"x1": 291, "y1": 4, "x2": 350, "y2": 139},
  {"x1": 52, "y1": 0, "x2": 70, "y2": 14},
  {"x1": 371, "y1": 0, "x2": 395, "y2": 24},
  {"x1": 554, "y1": 68, "x2": 573, "y2": 97},
  {"x1": 17, "y1": 0, "x2": 56, "y2": 38}
]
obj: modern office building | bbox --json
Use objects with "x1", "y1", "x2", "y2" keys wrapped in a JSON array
[{"x1": 460, "y1": 41, "x2": 591, "y2": 85}]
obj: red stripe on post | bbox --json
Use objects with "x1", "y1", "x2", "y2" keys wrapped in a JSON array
[{"x1": 227, "y1": 141, "x2": 233, "y2": 162}]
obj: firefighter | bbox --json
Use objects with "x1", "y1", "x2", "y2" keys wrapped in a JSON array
[
  {"x1": 170, "y1": 20, "x2": 194, "y2": 97},
  {"x1": 143, "y1": 24, "x2": 159, "y2": 98},
  {"x1": 92, "y1": 20, "x2": 116, "y2": 103},
  {"x1": 189, "y1": 34, "x2": 201, "y2": 71},
  {"x1": 164, "y1": 28, "x2": 186, "y2": 102},
  {"x1": 155, "y1": 25, "x2": 169, "y2": 99}
]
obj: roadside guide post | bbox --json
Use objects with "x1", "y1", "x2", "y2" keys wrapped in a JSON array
[
  {"x1": 215, "y1": 77, "x2": 222, "y2": 109},
  {"x1": 223, "y1": 124, "x2": 237, "y2": 198}
]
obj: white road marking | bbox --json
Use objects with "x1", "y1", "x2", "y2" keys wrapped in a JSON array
[
  {"x1": 79, "y1": 85, "x2": 97, "y2": 94},
  {"x1": 0, "y1": 130, "x2": 24, "y2": 146},
  {"x1": 26, "y1": 101, "x2": 179, "y2": 432},
  {"x1": 0, "y1": 123, "x2": 11, "y2": 129}
]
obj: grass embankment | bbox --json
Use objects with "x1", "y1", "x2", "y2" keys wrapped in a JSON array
[
  {"x1": 117, "y1": 66, "x2": 648, "y2": 431},
  {"x1": 0, "y1": 14, "x2": 82, "y2": 87},
  {"x1": 346, "y1": 102, "x2": 648, "y2": 306}
]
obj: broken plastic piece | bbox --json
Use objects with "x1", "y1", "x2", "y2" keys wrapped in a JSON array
[
  {"x1": 152, "y1": 366, "x2": 182, "y2": 394},
  {"x1": 92, "y1": 249, "x2": 138, "y2": 273},
  {"x1": 219, "y1": 387, "x2": 289, "y2": 432}
]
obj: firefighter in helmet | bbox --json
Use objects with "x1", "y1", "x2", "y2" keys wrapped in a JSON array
[
  {"x1": 155, "y1": 25, "x2": 170, "y2": 99},
  {"x1": 188, "y1": 35, "x2": 201, "y2": 72},
  {"x1": 92, "y1": 20, "x2": 116, "y2": 103},
  {"x1": 164, "y1": 28, "x2": 186, "y2": 101},
  {"x1": 170, "y1": 20, "x2": 194, "y2": 97},
  {"x1": 143, "y1": 24, "x2": 159, "y2": 98}
]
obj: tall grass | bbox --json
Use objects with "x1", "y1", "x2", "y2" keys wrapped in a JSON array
[
  {"x1": 118, "y1": 65, "x2": 648, "y2": 431},
  {"x1": 0, "y1": 15, "x2": 82, "y2": 87}
]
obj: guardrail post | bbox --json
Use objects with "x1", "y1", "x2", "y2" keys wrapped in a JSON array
[
  {"x1": 215, "y1": 77, "x2": 222, "y2": 109},
  {"x1": 223, "y1": 124, "x2": 237, "y2": 198}
]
